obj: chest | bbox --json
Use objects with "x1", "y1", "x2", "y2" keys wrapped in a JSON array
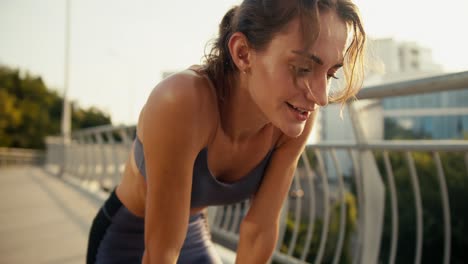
[
  {"x1": 205, "y1": 126, "x2": 279, "y2": 183},
  {"x1": 190, "y1": 143, "x2": 274, "y2": 208}
]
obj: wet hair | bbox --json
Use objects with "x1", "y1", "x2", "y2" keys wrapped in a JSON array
[
  {"x1": 320, "y1": 0, "x2": 367, "y2": 103},
  {"x1": 203, "y1": 0, "x2": 366, "y2": 104}
]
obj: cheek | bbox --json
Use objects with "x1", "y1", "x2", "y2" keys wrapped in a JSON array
[
  {"x1": 250, "y1": 57, "x2": 296, "y2": 107},
  {"x1": 254, "y1": 68, "x2": 289, "y2": 102},
  {"x1": 254, "y1": 52, "x2": 286, "y2": 84},
  {"x1": 264, "y1": 60, "x2": 292, "y2": 88},
  {"x1": 271, "y1": 68, "x2": 297, "y2": 99}
]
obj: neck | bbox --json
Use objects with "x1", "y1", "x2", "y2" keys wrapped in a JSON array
[{"x1": 219, "y1": 76, "x2": 270, "y2": 143}]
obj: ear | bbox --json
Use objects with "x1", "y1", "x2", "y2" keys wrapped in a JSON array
[{"x1": 228, "y1": 32, "x2": 252, "y2": 73}]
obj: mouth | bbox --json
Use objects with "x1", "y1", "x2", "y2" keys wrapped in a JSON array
[
  {"x1": 286, "y1": 102, "x2": 312, "y2": 121},
  {"x1": 286, "y1": 102, "x2": 312, "y2": 114}
]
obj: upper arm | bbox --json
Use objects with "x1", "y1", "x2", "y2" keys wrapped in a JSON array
[
  {"x1": 243, "y1": 114, "x2": 316, "y2": 228},
  {"x1": 140, "y1": 74, "x2": 211, "y2": 257}
]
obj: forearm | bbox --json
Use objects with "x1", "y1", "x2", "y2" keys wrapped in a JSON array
[
  {"x1": 141, "y1": 225, "x2": 190, "y2": 264},
  {"x1": 142, "y1": 222, "x2": 187, "y2": 264},
  {"x1": 142, "y1": 248, "x2": 179, "y2": 264},
  {"x1": 235, "y1": 221, "x2": 278, "y2": 264}
]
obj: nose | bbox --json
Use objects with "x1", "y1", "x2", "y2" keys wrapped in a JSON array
[{"x1": 302, "y1": 75, "x2": 328, "y2": 107}]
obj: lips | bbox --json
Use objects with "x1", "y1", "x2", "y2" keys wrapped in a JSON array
[
  {"x1": 286, "y1": 102, "x2": 312, "y2": 121},
  {"x1": 286, "y1": 102, "x2": 313, "y2": 114}
]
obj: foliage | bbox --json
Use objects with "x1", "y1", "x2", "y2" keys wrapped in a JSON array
[
  {"x1": 384, "y1": 118, "x2": 431, "y2": 139},
  {"x1": 375, "y1": 151, "x2": 468, "y2": 264},
  {"x1": 0, "y1": 65, "x2": 111, "y2": 149},
  {"x1": 72, "y1": 106, "x2": 112, "y2": 130},
  {"x1": 276, "y1": 191, "x2": 358, "y2": 264}
]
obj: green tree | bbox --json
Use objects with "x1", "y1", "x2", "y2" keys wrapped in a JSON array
[
  {"x1": 278, "y1": 191, "x2": 358, "y2": 264},
  {"x1": 0, "y1": 65, "x2": 112, "y2": 149},
  {"x1": 72, "y1": 105, "x2": 111, "y2": 130},
  {"x1": 376, "y1": 151, "x2": 468, "y2": 264},
  {"x1": 384, "y1": 118, "x2": 431, "y2": 140},
  {"x1": 378, "y1": 117, "x2": 467, "y2": 262}
]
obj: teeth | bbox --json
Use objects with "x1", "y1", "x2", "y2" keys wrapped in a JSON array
[
  {"x1": 287, "y1": 102, "x2": 309, "y2": 114},
  {"x1": 291, "y1": 104, "x2": 307, "y2": 113}
]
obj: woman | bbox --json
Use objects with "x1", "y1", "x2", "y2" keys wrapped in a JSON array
[{"x1": 87, "y1": 0, "x2": 366, "y2": 263}]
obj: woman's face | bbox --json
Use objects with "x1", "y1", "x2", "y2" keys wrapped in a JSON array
[{"x1": 248, "y1": 10, "x2": 349, "y2": 138}]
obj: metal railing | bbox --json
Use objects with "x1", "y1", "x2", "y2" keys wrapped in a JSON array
[
  {"x1": 45, "y1": 71, "x2": 468, "y2": 264},
  {"x1": 0, "y1": 147, "x2": 44, "y2": 167}
]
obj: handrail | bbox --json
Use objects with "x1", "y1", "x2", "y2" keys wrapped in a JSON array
[
  {"x1": 356, "y1": 71, "x2": 468, "y2": 99},
  {"x1": 310, "y1": 140, "x2": 468, "y2": 151},
  {"x1": 0, "y1": 147, "x2": 44, "y2": 166}
]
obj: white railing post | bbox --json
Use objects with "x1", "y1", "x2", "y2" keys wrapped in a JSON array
[{"x1": 348, "y1": 102, "x2": 386, "y2": 264}]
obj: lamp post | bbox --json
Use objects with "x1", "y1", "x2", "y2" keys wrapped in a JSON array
[
  {"x1": 61, "y1": 0, "x2": 71, "y2": 142},
  {"x1": 60, "y1": 0, "x2": 71, "y2": 176}
]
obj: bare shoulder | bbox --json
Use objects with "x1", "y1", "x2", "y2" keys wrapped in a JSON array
[
  {"x1": 136, "y1": 68, "x2": 220, "y2": 253},
  {"x1": 137, "y1": 67, "x2": 218, "y2": 147}
]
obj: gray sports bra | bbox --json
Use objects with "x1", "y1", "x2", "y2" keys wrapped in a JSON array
[{"x1": 134, "y1": 136, "x2": 274, "y2": 208}]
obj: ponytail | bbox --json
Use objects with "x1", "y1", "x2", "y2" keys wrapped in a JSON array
[{"x1": 203, "y1": 6, "x2": 239, "y2": 102}]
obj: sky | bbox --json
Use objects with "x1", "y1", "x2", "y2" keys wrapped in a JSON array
[{"x1": 1, "y1": 0, "x2": 468, "y2": 125}]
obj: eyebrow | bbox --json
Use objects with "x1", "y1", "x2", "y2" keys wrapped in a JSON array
[{"x1": 292, "y1": 50, "x2": 344, "y2": 68}]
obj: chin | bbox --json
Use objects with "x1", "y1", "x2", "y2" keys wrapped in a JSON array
[{"x1": 278, "y1": 123, "x2": 305, "y2": 138}]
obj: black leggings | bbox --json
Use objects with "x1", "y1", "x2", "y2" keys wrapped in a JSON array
[{"x1": 86, "y1": 190, "x2": 222, "y2": 264}]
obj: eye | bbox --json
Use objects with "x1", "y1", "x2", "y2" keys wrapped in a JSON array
[
  {"x1": 297, "y1": 68, "x2": 311, "y2": 76},
  {"x1": 290, "y1": 65, "x2": 312, "y2": 77},
  {"x1": 327, "y1": 73, "x2": 339, "y2": 80}
]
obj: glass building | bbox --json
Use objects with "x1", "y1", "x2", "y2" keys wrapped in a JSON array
[{"x1": 382, "y1": 89, "x2": 468, "y2": 139}]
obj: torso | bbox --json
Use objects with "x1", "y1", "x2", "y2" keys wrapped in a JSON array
[{"x1": 116, "y1": 66, "x2": 282, "y2": 218}]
